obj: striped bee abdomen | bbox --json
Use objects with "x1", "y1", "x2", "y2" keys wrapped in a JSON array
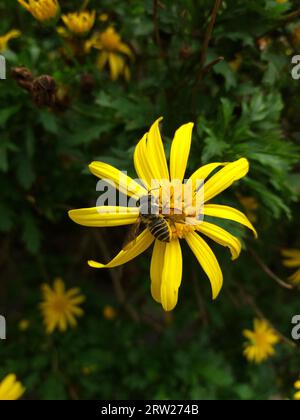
[{"x1": 148, "y1": 217, "x2": 171, "y2": 242}]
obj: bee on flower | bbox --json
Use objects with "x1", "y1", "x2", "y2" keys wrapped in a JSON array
[
  {"x1": 62, "y1": 10, "x2": 96, "y2": 36},
  {"x1": 18, "y1": 0, "x2": 60, "y2": 23},
  {"x1": 0, "y1": 30, "x2": 21, "y2": 53},
  {"x1": 86, "y1": 27, "x2": 133, "y2": 81},
  {"x1": 40, "y1": 278, "x2": 85, "y2": 334},
  {"x1": 69, "y1": 119, "x2": 257, "y2": 312},
  {"x1": 281, "y1": 249, "x2": 300, "y2": 285},
  {"x1": 0, "y1": 374, "x2": 25, "y2": 400},
  {"x1": 243, "y1": 319, "x2": 280, "y2": 364}
]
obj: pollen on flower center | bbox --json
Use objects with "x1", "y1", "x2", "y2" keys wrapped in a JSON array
[
  {"x1": 171, "y1": 223, "x2": 197, "y2": 240},
  {"x1": 152, "y1": 182, "x2": 200, "y2": 240},
  {"x1": 51, "y1": 296, "x2": 68, "y2": 312}
]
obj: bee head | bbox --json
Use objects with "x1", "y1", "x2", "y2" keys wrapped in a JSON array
[{"x1": 139, "y1": 195, "x2": 159, "y2": 216}]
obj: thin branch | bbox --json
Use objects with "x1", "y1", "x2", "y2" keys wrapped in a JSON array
[
  {"x1": 249, "y1": 248, "x2": 293, "y2": 290},
  {"x1": 192, "y1": 270, "x2": 209, "y2": 326},
  {"x1": 92, "y1": 231, "x2": 140, "y2": 323},
  {"x1": 260, "y1": 8, "x2": 300, "y2": 38},
  {"x1": 238, "y1": 285, "x2": 296, "y2": 349},
  {"x1": 280, "y1": 8, "x2": 300, "y2": 24},
  {"x1": 201, "y1": 56, "x2": 224, "y2": 77},
  {"x1": 197, "y1": 0, "x2": 223, "y2": 82}
]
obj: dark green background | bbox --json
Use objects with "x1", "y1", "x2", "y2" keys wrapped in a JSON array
[{"x1": 0, "y1": 0, "x2": 299, "y2": 400}]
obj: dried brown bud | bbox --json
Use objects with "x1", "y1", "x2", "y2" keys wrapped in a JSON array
[
  {"x1": 31, "y1": 75, "x2": 57, "y2": 107},
  {"x1": 11, "y1": 66, "x2": 34, "y2": 91}
]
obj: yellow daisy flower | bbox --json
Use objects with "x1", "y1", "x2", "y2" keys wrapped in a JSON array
[
  {"x1": 87, "y1": 27, "x2": 133, "y2": 81},
  {"x1": 294, "y1": 379, "x2": 300, "y2": 400},
  {"x1": 229, "y1": 54, "x2": 243, "y2": 72},
  {"x1": 0, "y1": 29, "x2": 21, "y2": 53},
  {"x1": 40, "y1": 278, "x2": 85, "y2": 334},
  {"x1": 99, "y1": 13, "x2": 109, "y2": 23},
  {"x1": 103, "y1": 305, "x2": 117, "y2": 320},
  {"x1": 243, "y1": 319, "x2": 280, "y2": 364},
  {"x1": 18, "y1": 319, "x2": 30, "y2": 331},
  {"x1": 0, "y1": 374, "x2": 25, "y2": 400},
  {"x1": 282, "y1": 249, "x2": 300, "y2": 285},
  {"x1": 69, "y1": 118, "x2": 257, "y2": 312},
  {"x1": 18, "y1": 0, "x2": 60, "y2": 23},
  {"x1": 62, "y1": 10, "x2": 96, "y2": 36}
]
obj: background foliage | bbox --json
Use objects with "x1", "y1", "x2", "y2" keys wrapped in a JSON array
[{"x1": 0, "y1": 0, "x2": 300, "y2": 400}]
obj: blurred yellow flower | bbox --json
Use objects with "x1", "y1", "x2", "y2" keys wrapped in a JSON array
[
  {"x1": 229, "y1": 53, "x2": 243, "y2": 72},
  {"x1": 237, "y1": 193, "x2": 258, "y2": 223},
  {"x1": 62, "y1": 10, "x2": 96, "y2": 36},
  {"x1": 103, "y1": 305, "x2": 117, "y2": 320},
  {"x1": 0, "y1": 374, "x2": 25, "y2": 400},
  {"x1": 0, "y1": 29, "x2": 21, "y2": 53},
  {"x1": 87, "y1": 27, "x2": 133, "y2": 81},
  {"x1": 281, "y1": 249, "x2": 300, "y2": 285},
  {"x1": 99, "y1": 13, "x2": 109, "y2": 23},
  {"x1": 69, "y1": 119, "x2": 257, "y2": 311},
  {"x1": 276, "y1": 0, "x2": 287, "y2": 3},
  {"x1": 40, "y1": 278, "x2": 85, "y2": 334},
  {"x1": 243, "y1": 319, "x2": 280, "y2": 364},
  {"x1": 18, "y1": 319, "x2": 30, "y2": 331},
  {"x1": 294, "y1": 379, "x2": 300, "y2": 400},
  {"x1": 18, "y1": 0, "x2": 60, "y2": 22},
  {"x1": 82, "y1": 365, "x2": 97, "y2": 375}
]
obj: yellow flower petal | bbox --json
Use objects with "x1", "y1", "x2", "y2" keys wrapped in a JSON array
[
  {"x1": 161, "y1": 239, "x2": 182, "y2": 311},
  {"x1": 96, "y1": 51, "x2": 109, "y2": 70},
  {"x1": 108, "y1": 52, "x2": 124, "y2": 80},
  {"x1": 118, "y1": 42, "x2": 133, "y2": 59},
  {"x1": 282, "y1": 258, "x2": 300, "y2": 268},
  {"x1": 0, "y1": 374, "x2": 25, "y2": 401},
  {"x1": 281, "y1": 249, "x2": 300, "y2": 259},
  {"x1": 185, "y1": 232, "x2": 223, "y2": 299},
  {"x1": 170, "y1": 123, "x2": 194, "y2": 182},
  {"x1": 134, "y1": 133, "x2": 155, "y2": 189},
  {"x1": 150, "y1": 240, "x2": 166, "y2": 303},
  {"x1": 294, "y1": 391, "x2": 300, "y2": 400},
  {"x1": 89, "y1": 161, "x2": 147, "y2": 199},
  {"x1": 204, "y1": 204, "x2": 258, "y2": 238},
  {"x1": 294, "y1": 380, "x2": 300, "y2": 390},
  {"x1": 243, "y1": 329, "x2": 255, "y2": 340},
  {"x1": 68, "y1": 206, "x2": 139, "y2": 227},
  {"x1": 88, "y1": 229, "x2": 154, "y2": 269},
  {"x1": 203, "y1": 158, "x2": 249, "y2": 203},
  {"x1": 197, "y1": 221, "x2": 242, "y2": 260},
  {"x1": 54, "y1": 278, "x2": 65, "y2": 294},
  {"x1": 189, "y1": 162, "x2": 226, "y2": 189},
  {"x1": 147, "y1": 118, "x2": 169, "y2": 181},
  {"x1": 289, "y1": 268, "x2": 300, "y2": 284}
]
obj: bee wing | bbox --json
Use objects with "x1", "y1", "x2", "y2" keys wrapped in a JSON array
[{"x1": 123, "y1": 217, "x2": 142, "y2": 250}]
